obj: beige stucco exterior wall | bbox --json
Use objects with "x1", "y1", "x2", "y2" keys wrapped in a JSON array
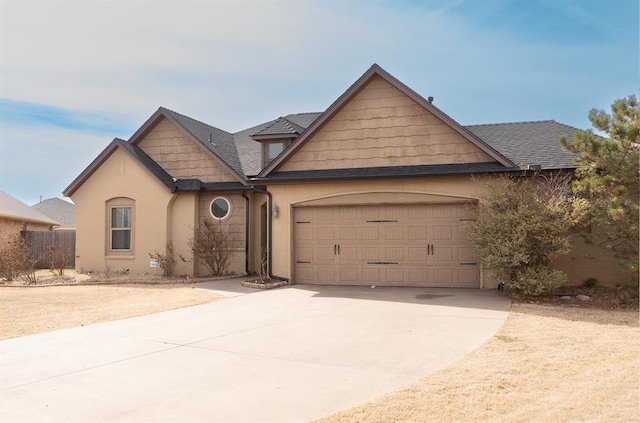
[
  {"x1": 137, "y1": 117, "x2": 237, "y2": 182},
  {"x1": 279, "y1": 75, "x2": 495, "y2": 172},
  {"x1": 555, "y1": 234, "x2": 633, "y2": 286},
  {"x1": 167, "y1": 193, "x2": 198, "y2": 277},
  {"x1": 70, "y1": 148, "x2": 174, "y2": 275}
]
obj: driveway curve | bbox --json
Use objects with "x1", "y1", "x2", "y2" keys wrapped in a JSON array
[{"x1": 1, "y1": 281, "x2": 510, "y2": 422}]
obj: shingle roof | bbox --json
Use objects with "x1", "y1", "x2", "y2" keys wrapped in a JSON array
[
  {"x1": 233, "y1": 112, "x2": 322, "y2": 176},
  {"x1": 158, "y1": 107, "x2": 244, "y2": 176},
  {"x1": 31, "y1": 197, "x2": 76, "y2": 229},
  {"x1": 252, "y1": 116, "x2": 306, "y2": 138},
  {"x1": 465, "y1": 120, "x2": 579, "y2": 170},
  {"x1": 0, "y1": 190, "x2": 59, "y2": 226}
]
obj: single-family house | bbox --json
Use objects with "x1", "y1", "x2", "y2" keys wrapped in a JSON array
[
  {"x1": 0, "y1": 190, "x2": 59, "y2": 246},
  {"x1": 63, "y1": 64, "x2": 627, "y2": 287}
]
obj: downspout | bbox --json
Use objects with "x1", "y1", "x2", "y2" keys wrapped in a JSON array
[
  {"x1": 241, "y1": 192, "x2": 250, "y2": 276},
  {"x1": 250, "y1": 187, "x2": 289, "y2": 283}
]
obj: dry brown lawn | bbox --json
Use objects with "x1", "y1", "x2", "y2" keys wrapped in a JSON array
[
  {"x1": 0, "y1": 284, "x2": 220, "y2": 339},
  {"x1": 318, "y1": 304, "x2": 640, "y2": 423}
]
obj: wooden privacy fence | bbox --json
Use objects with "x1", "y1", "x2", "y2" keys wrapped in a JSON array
[{"x1": 22, "y1": 230, "x2": 76, "y2": 268}]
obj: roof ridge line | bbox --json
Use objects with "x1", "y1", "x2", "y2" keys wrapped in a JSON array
[
  {"x1": 465, "y1": 119, "x2": 556, "y2": 127},
  {"x1": 159, "y1": 106, "x2": 233, "y2": 136}
]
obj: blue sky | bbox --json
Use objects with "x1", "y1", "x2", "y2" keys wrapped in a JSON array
[{"x1": 0, "y1": 0, "x2": 637, "y2": 205}]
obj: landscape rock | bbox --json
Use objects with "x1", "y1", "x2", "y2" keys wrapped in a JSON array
[
  {"x1": 576, "y1": 294, "x2": 591, "y2": 301},
  {"x1": 560, "y1": 296, "x2": 572, "y2": 300}
]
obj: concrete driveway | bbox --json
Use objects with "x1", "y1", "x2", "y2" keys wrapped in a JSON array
[{"x1": 1, "y1": 281, "x2": 510, "y2": 422}]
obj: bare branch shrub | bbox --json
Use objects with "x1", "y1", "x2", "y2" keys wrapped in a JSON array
[
  {"x1": 47, "y1": 240, "x2": 72, "y2": 276},
  {"x1": 253, "y1": 247, "x2": 269, "y2": 282},
  {"x1": 149, "y1": 241, "x2": 177, "y2": 277},
  {"x1": 189, "y1": 219, "x2": 238, "y2": 276},
  {"x1": 0, "y1": 235, "x2": 37, "y2": 282}
]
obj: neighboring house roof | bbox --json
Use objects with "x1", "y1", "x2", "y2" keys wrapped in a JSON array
[
  {"x1": 0, "y1": 190, "x2": 59, "y2": 226},
  {"x1": 466, "y1": 120, "x2": 580, "y2": 170},
  {"x1": 31, "y1": 197, "x2": 76, "y2": 229}
]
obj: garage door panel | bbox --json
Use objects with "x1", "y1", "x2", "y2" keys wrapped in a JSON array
[
  {"x1": 361, "y1": 247, "x2": 379, "y2": 261},
  {"x1": 433, "y1": 225, "x2": 452, "y2": 240},
  {"x1": 362, "y1": 267, "x2": 381, "y2": 283},
  {"x1": 361, "y1": 227, "x2": 380, "y2": 240},
  {"x1": 297, "y1": 247, "x2": 313, "y2": 261},
  {"x1": 317, "y1": 227, "x2": 335, "y2": 240},
  {"x1": 408, "y1": 247, "x2": 427, "y2": 261},
  {"x1": 458, "y1": 247, "x2": 477, "y2": 263},
  {"x1": 385, "y1": 268, "x2": 404, "y2": 283},
  {"x1": 458, "y1": 269, "x2": 478, "y2": 286},
  {"x1": 408, "y1": 268, "x2": 427, "y2": 284},
  {"x1": 434, "y1": 247, "x2": 452, "y2": 263},
  {"x1": 408, "y1": 226, "x2": 428, "y2": 240},
  {"x1": 433, "y1": 269, "x2": 454, "y2": 285},
  {"x1": 339, "y1": 227, "x2": 358, "y2": 240},
  {"x1": 339, "y1": 246, "x2": 358, "y2": 262},
  {"x1": 317, "y1": 247, "x2": 336, "y2": 261},
  {"x1": 294, "y1": 203, "x2": 479, "y2": 288},
  {"x1": 384, "y1": 247, "x2": 404, "y2": 261},
  {"x1": 317, "y1": 267, "x2": 335, "y2": 281}
]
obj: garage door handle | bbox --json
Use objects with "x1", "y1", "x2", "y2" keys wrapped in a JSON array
[
  {"x1": 334, "y1": 244, "x2": 337, "y2": 255},
  {"x1": 337, "y1": 244, "x2": 341, "y2": 255}
]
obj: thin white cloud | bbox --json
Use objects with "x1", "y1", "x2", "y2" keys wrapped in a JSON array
[{"x1": 0, "y1": 0, "x2": 636, "y2": 203}]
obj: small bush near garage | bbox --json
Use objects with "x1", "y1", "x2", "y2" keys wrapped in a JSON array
[{"x1": 467, "y1": 173, "x2": 589, "y2": 296}]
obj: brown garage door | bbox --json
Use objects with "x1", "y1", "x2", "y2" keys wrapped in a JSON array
[{"x1": 294, "y1": 203, "x2": 478, "y2": 287}]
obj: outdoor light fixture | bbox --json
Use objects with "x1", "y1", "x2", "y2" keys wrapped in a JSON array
[{"x1": 273, "y1": 204, "x2": 280, "y2": 218}]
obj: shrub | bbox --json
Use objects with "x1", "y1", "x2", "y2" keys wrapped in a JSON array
[
  {"x1": 467, "y1": 173, "x2": 589, "y2": 296},
  {"x1": 189, "y1": 219, "x2": 238, "y2": 276},
  {"x1": 0, "y1": 235, "x2": 36, "y2": 282},
  {"x1": 48, "y1": 240, "x2": 72, "y2": 276},
  {"x1": 149, "y1": 241, "x2": 177, "y2": 277}
]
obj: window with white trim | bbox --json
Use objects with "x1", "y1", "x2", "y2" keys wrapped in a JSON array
[
  {"x1": 111, "y1": 206, "x2": 132, "y2": 250},
  {"x1": 210, "y1": 197, "x2": 231, "y2": 220}
]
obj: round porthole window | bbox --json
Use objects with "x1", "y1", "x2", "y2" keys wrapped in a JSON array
[{"x1": 210, "y1": 197, "x2": 231, "y2": 220}]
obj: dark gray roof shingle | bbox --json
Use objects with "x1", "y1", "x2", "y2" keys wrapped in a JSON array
[
  {"x1": 252, "y1": 117, "x2": 306, "y2": 137},
  {"x1": 159, "y1": 107, "x2": 244, "y2": 176},
  {"x1": 465, "y1": 120, "x2": 579, "y2": 170}
]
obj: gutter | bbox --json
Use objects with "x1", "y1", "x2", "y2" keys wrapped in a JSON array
[
  {"x1": 250, "y1": 187, "x2": 290, "y2": 283},
  {"x1": 241, "y1": 192, "x2": 250, "y2": 275}
]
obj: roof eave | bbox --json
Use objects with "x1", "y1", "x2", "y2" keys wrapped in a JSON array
[{"x1": 63, "y1": 139, "x2": 175, "y2": 197}]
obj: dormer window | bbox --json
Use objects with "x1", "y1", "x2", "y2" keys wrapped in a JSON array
[
  {"x1": 268, "y1": 141, "x2": 285, "y2": 162},
  {"x1": 251, "y1": 116, "x2": 305, "y2": 169}
]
